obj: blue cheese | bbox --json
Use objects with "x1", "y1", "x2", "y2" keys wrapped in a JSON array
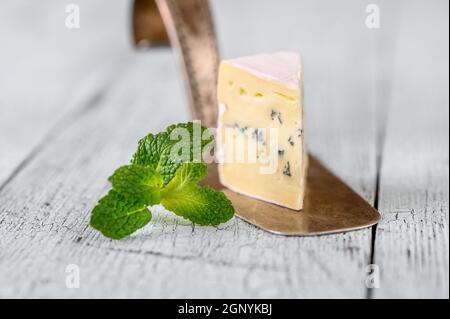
[{"x1": 217, "y1": 52, "x2": 307, "y2": 210}]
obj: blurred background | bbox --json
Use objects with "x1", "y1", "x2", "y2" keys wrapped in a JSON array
[{"x1": 0, "y1": 0, "x2": 448, "y2": 187}]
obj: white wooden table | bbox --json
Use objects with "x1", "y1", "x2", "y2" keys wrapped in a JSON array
[{"x1": 0, "y1": 0, "x2": 448, "y2": 298}]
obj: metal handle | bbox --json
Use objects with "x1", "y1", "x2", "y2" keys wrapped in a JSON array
[{"x1": 133, "y1": 0, "x2": 219, "y2": 127}]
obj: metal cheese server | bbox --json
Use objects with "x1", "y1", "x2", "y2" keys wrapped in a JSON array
[{"x1": 132, "y1": 0, "x2": 380, "y2": 235}]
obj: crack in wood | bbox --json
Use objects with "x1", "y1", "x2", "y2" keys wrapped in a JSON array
[{"x1": 87, "y1": 242, "x2": 280, "y2": 272}]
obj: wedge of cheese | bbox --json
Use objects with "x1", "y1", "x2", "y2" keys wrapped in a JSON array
[{"x1": 217, "y1": 52, "x2": 307, "y2": 210}]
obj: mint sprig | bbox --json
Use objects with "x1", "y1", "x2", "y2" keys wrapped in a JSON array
[
  {"x1": 161, "y1": 163, "x2": 234, "y2": 225},
  {"x1": 90, "y1": 122, "x2": 234, "y2": 240},
  {"x1": 132, "y1": 122, "x2": 213, "y2": 184},
  {"x1": 108, "y1": 165, "x2": 162, "y2": 206}
]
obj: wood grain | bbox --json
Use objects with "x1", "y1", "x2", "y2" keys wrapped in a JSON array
[
  {"x1": 373, "y1": 0, "x2": 449, "y2": 298},
  {"x1": 214, "y1": 0, "x2": 384, "y2": 297},
  {"x1": 0, "y1": 0, "x2": 447, "y2": 298},
  {"x1": 0, "y1": 44, "x2": 377, "y2": 297},
  {"x1": 0, "y1": 0, "x2": 379, "y2": 299}
]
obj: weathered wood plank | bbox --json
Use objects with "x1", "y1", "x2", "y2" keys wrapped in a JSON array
[
  {"x1": 0, "y1": 0, "x2": 380, "y2": 298},
  {"x1": 0, "y1": 51, "x2": 187, "y2": 298},
  {"x1": 6, "y1": 0, "x2": 447, "y2": 299},
  {"x1": 373, "y1": 0, "x2": 449, "y2": 298}
]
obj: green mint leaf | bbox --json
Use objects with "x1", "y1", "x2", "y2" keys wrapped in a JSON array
[
  {"x1": 161, "y1": 162, "x2": 208, "y2": 192},
  {"x1": 90, "y1": 190, "x2": 152, "y2": 240},
  {"x1": 108, "y1": 165, "x2": 162, "y2": 206},
  {"x1": 131, "y1": 122, "x2": 213, "y2": 185},
  {"x1": 90, "y1": 122, "x2": 235, "y2": 240},
  {"x1": 160, "y1": 163, "x2": 235, "y2": 226}
]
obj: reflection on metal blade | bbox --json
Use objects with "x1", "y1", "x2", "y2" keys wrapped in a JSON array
[{"x1": 203, "y1": 156, "x2": 380, "y2": 235}]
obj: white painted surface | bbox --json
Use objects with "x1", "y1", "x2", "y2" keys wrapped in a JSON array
[
  {"x1": 373, "y1": 0, "x2": 449, "y2": 298},
  {"x1": 0, "y1": 0, "x2": 447, "y2": 298}
]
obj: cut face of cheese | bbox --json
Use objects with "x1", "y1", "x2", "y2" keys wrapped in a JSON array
[{"x1": 217, "y1": 52, "x2": 307, "y2": 210}]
